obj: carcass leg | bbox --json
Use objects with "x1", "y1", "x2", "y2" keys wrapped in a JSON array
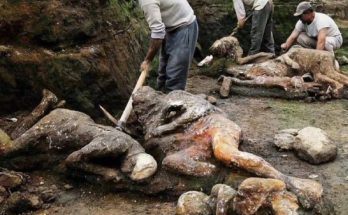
[{"x1": 208, "y1": 114, "x2": 322, "y2": 209}]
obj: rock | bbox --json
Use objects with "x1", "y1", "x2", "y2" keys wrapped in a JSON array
[
  {"x1": 320, "y1": 0, "x2": 348, "y2": 19},
  {"x1": 0, "y1": 169, "x2": 27, "y2": 189},
  {"x1": 127, "y1": 153, "x2": 158, "y2": 181},
  {"x1": 0, "y1": 129, "x2": 13, "y2": 151},
  {"x1": 0, "y1": 186, "x2": 7, "y2": 204},
  {"x1": 197, "y1": 94, "x2": 208, "y2": 100},
  {"x1": 5, "y1": 192, "x2": 43, "y2": 214},
  {"x1": 0, "y1": 169, "x2": 56, "y2": 214},
  {"x1": 176, "y1": 191, "x2": 212, "y2": 215},
  {"x1": 270, "y1": 191, "x2": 299, "y2": 215},
  {"x1": 312, "y1": 196, "x2": 336, "y2": 215},
  {"x1": 207, "y1": 96, "x2": 217, "y2": 105},
  {"x1": 64, "y1": 184, "x2": 73, "y2": 190},
  {"x1": 274, "y1": 129, "x2": 299, "y2": 150},
  {"x1": 294, "y1": 127, "x2": 337, "y2": 164},
  {"x1": 233, "y1": 178, "x2": 286, "y2": 215},
  {"x1": 219, "y1": 76, "x2": 232, "y2": 98},
  {"x1": 208, "y1": 184, "x2": 236, "y2": 215},
  {"x1": 309, "y1": 174, "x2": 319, "y2": 179},
  {"x1": 274, "y1": 127, "x2": 338, "y2": 164},
  {"x1": 176, "y1": 184, "x2": 236, "y2": 215},
  {"x1": 178, "y1": 180, "x2": 300, "y2": 215},
  {"x1": 233, "y1": 178, "x2": 299, "y2": 215}
]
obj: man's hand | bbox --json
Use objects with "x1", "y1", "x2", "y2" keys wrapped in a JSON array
[
  {"x1": 237, "y1": 17, "x2": 247, "y2": 29},
  {"x1": 281, "y1": 43, "x2": 288, "y2": 50},
  {"x1": 140, "y1": 60, "x2": 151, "y2": 72}
]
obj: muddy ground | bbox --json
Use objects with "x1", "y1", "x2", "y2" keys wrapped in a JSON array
[{"x1": 1, "y1": 74, "x2": 348, "y2": 215}]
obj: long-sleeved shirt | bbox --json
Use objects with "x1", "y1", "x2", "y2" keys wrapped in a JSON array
[
  {"x1": 139, "y1": 0, "x2": 196, "y2": 39},
  {"x1": 233, "y1": 0, "x2": 269, "y2": 20}
]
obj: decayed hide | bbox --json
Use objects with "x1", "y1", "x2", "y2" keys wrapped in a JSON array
[
  {"x1": 132, "y1": 86, "x2": 322, "y2": 209},
  {"x1": 0, "y1": 105, "x2": 158, "y2": 184},
  {"x1": 209, "y1": 36, "x2": 274, "y2": 65},
  {"x1": 222, "y1": 47, "x2": 348, "y2": 99},
  {"x1": 1, "y1": 87, "x2": 323, "y2": 210}
]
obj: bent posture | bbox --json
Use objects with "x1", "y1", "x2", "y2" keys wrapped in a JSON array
[
  {"x1": 139, "y1": 0, "x2": 198, "y2": 92},
  {"x1": 233, "y1": 0, "x2": 275, "y2": 55},
  {"x1": 281, "y1": 1, "x2": 343, "y2": 52}
]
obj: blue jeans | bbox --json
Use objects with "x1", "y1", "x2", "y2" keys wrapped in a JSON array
[{"x1": 157, "y1": 20, "x2": 199, "y2": 92}]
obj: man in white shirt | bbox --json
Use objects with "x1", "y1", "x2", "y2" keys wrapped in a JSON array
[
  {"x1": 281, "y1": 1, "x2": 343, "y2": 52},
  {"x1": 139, "y1": 0, "x2": 198, "y2": 92},
  {"x1": 233, "y1": 0, "x2": 275, "y2": 55}
]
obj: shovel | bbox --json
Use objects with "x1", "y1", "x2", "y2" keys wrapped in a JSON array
[{"x1": 100, "y1": 68, "x2": 149, "y2": 132}]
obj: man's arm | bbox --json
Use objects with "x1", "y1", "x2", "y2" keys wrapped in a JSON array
[
  {"x1": 281, "y1": 30, "x2": 300, "y2": 50},
  {"x1": 316, "y1": 28, "x2": 328, "y2": 50},
  {"x1": 140, "y1": 39, "x2": 162, "y2": 71},
  {"x1": 139, "y1": 2, "x2": 165, "y2": 71},
  {"x1": 233, "y1": 0, "x2": 247, "y2": 28}
]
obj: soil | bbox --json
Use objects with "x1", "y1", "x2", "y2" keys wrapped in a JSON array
[{"x1": 2, "y1": 75, "x2": 348, "y2": 215}]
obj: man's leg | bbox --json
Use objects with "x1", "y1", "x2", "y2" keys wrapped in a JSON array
[
  {"x1": 325, "y1": 36, "x2": 343, "y2": 52},
  {"x1": 249, "y1": 2, "x2": 272, "y2": 55},
  {"x1": 260, "y1": 2, "x2": 275, "y2": 54},
  {"x1": 164, "y1": 20, "x2": 198, "y2": 92},
  {"x1": 325, "y1": 36, "x2": 343, "y2": 70},
  {"x1": 296, "y1": 32, "x2": 316, "y2": 49},
  {"x1": 157, "y1": 40, "x2": 168, "y2": 91}
]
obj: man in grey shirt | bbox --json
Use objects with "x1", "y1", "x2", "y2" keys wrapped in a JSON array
[
  {"x1": 139, "y1": 0, "x2": 198, "y2": 92},
  {"x1": 233, "y1": 0, "x2": 275, "y2": 55},
  {"x1": 281, "y1": 1, "x2": 343, "y2": 52}
]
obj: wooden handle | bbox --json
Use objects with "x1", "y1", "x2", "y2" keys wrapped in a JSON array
[{"x1": 118, "y1": 69, "x2": 149, "y2": 125}]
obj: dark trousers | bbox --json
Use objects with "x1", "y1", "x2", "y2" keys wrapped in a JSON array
[
  {"x1": 157, "y1": 20, "x2": 199, "y2": 92},
  {"x1": 249, "y1": 2, "x2": 275, "y2": 55}
]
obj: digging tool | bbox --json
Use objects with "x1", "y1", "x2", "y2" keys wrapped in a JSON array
[
  {"x1": 209, "y1": 13, "x2": 253, "y2": 56},
  {"x1": 230, "y1": 13, "x2": 253, "y2": 36},
  {"x1": 99, "y1": 68, "x2": 149, "y2": 132},
  {"x1": 117, "y1": 68, "x2": 149, "y2": 129}
]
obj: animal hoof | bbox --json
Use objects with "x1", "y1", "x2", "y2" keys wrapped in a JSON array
[
  {"x1": 130, "y1": 153, "x2": 157, "y2": 181},
  {"x1": 286, "y1": 176, "x2": 323, "y2": 209}
]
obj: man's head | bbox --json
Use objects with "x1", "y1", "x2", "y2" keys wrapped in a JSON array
[{"x1": 294, "y1": 1, "x2": 315, "y2": 24}]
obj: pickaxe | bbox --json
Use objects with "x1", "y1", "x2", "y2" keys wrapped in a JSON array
[{"x1": 99, "y1": 68, "x2": 149, "y2": 133}]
